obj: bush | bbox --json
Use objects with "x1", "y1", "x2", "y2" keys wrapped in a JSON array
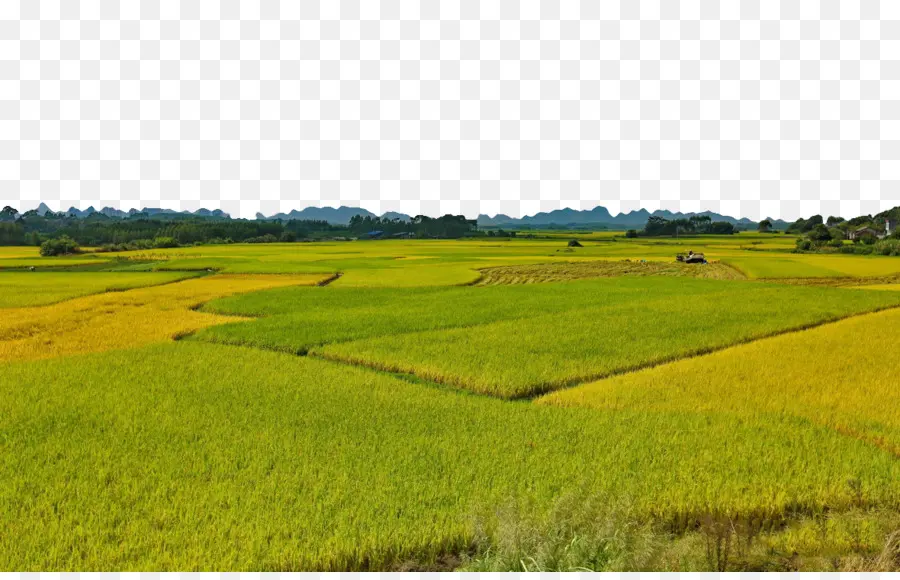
[
  {"x1": 152, "y1": 237, "x2": 179, "y2": 249},
  {"x1": 39, "y1": 236, "x2": 80, "y2": 256},
  {"x1": 795, "y1": 239, "x2": 813, "y2": 251},
  {"x1": 873, "y1": 239, "x2": 900, "y2": 256},
  {"x1": 245, "y1": 234, "x2": 278, "y2": 243},
  {"x1": 624, "y1": 229, "x2": 638, "y2": 239},
  {"x1": 279, "y1": 231, "x2": 297, "y2": 243}
]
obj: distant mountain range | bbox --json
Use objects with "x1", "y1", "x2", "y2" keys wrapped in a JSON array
[
  {"x1": 21, "y1": 202, "x2": 792, "y2": 229},
  {"x1": 477, "y1": 207, "x2": 791, "y2": 230},
  {"x1": 29, "y1": 202, "x2": 230, "y2": 219}
]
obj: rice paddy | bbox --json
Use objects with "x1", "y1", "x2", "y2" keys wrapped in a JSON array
[
  {"x1": 1, "y1": 234, "x2": 899, "y2": 571},
  {"x1": 0, "y1": 271, "x2": 199, "y2": 308},
  {"x1": 0, "y1": 273, "x2": 326, "y2": 362}
]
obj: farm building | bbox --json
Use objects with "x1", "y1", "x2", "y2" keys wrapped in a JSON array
[
  {"x1": 361, "y1": 230, "x2": 384, "y2": 240},
  {"x1": 849, "y1": 226, "x2": 881, "y2": 240}
]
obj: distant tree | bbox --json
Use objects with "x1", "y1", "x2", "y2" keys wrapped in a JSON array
[
  {"x1": 152, "y1": 236, "x2": 179, "y2": 248},
  {"x1": 0, "y1": 222, "x2": 25, "y2": 244},
  {"x1": 643, "y1": 216, "x2": 673, "y2": 236},
  {"x1": 803, "y1": 215, "x2": 824, "y2": 232},
  {"x1": 624, "y1": 229, "x2": 638, "y2": 238},
  {"x1": 826, "y1": 216, "x2": 845, "y2": 226},
  {"x1": 0, "y1": 205, "x2": 17, "y2": 221},
  {"x1": 757, "y1": 219, "x2": 772, "y2": 233},
  {"x1": 39, "y1": 236, "x2": 79, "y2": 256},
  {"x1": 707, "y1": 221, "x2": 736, "y2": 235},
  {"x1": 807, "y1": 224, "x2": 832, "y2": 242}
]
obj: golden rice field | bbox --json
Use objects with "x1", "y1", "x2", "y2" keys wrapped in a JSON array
[
  {"x1": 540, "y1": 307, "x2": 900, "y2": 457},
  {"x1": 1, "y1": 236, "x2": 900, "y2": 571},
  {"x1": 0, "y1": 273, "x2": 326, "y2": 362}
]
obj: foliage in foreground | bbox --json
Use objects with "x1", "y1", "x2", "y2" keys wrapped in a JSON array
[
  {"x1": 2, "y1": 342, "x2": 898, "y2": 570},
  {"x1": 462, "y1": 495, "x2": 900, "y2": 572}
]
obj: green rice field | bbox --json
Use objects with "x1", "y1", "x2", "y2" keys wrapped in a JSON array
[{"x1": 2, "y1": 232, "x2": 900, "y2": 571}]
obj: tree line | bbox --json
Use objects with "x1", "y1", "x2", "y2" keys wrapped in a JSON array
[
  {"x1": 1, "y1": 206, "x2": 480, "y2": 251},
  {"x1": 347, "y1": 214, "x2": 478, "y2": 238},
  {"x1": 629, "y1": 215, "x2": 736, "y2": 238},
  {"x1": 0, "y1": 205, "x2": 342, "y2": 248}
]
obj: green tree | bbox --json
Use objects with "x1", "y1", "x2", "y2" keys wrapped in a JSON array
[
  {"x1": 39, "y1": 236, "x2": 79, "y2": 256},
  {"x1": 757, "y1": 219, "x2": 772, "y2": 233},
  {"x1": 807, "y1": 224, "x2": 832, "y2": 242},
  {"x1": 0, "y1": 205, "x2": 17, "y2": 221}
]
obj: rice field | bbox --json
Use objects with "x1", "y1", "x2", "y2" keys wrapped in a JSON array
[
  {"x1": 539, "y1": 307, "x2": 900, "y2": 456},
  {"x1": 0, "y1": 273, "x2": 326, "y2": 362},
  {"x1": 313, "y1": 281, "x2": 900, "y2": 398},
  {"x1": 0, "y1": 271, "x2": 199, "y2": 308},
  {"x1": 2, "y1": 341, "x2": 899, "y2": 570},
  {"x1": 1, "y1": 238, "x2": 900, "y2": 571}
]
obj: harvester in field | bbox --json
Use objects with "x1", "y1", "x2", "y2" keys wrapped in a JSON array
[{"x1": 676, "y1": 250, "x2": 707, "y2": 264}]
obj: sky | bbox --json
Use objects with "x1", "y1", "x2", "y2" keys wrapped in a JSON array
[{"x1": 3, "y1": 0, "x2": 900, "y2": 221}]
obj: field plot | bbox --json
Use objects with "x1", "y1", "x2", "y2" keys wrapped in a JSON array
[
  {"x1": 2, "y1": 341, "x2": 898, "y2": 570},
  {"x1": 725, "y1": 254, "x2": 900, "y2": 279},
  {"x1": 541, "y1": 307, "x2": 900, "y2": 456},
  {"x1": 194, "y1": 276, "x2": 728, "y2": 353},
  {"x1": 314, "y1": 281, "x2": 900, "y2": 398},
  {"x1": 0, "y1": 271, "x2": 198, "y2": 308},
  {"x1": 0, "y1": 273, "x2": 325, "y2": 362},
  {"x1": 472, "y1": 259, "x2": 744, "y2": 285}
]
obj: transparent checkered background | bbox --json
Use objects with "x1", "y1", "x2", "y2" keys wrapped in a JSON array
[{"x1": 2, "y1": 0, "x2": 900, "y2": 222}]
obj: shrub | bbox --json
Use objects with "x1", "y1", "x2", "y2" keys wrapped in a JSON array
[
  {"x1": 152, "y1": 237, "x2": 179, "y2": 249},
  {"x1": 245, "y1": 234, "x2": 279, "y2": 243},
  {"x1": 279, "y1": 231, "x2": 297, "y2": 243},
  {"x1": 39, "y1": 236, "x2": 80, "y2": 256},
  {"x1": 873, "y1": 239, "x2": 900, "y2": 256},
  {"x1": 625, "y1": 229, "x2": 638, "y2": 239}
]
